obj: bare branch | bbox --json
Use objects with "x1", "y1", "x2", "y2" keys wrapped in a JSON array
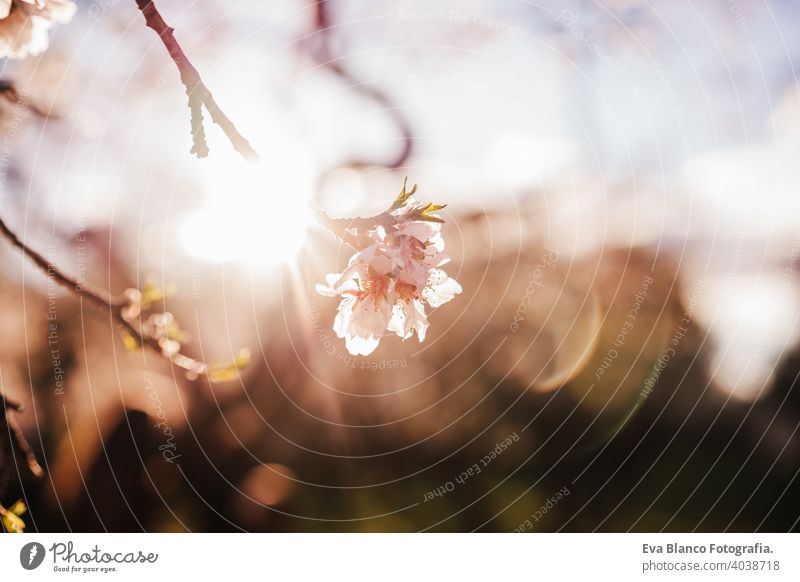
[
  {"x1": 313, "y1": 177, "x2": 419, "y2": 249},
  {"x1": 0, "y1": 81, "x2": 50, "y2": 118},
  {"x1": 0, "y1": 214, "x2": 117, "y2": 311},
  {"x1": 1, "y1": 392, "x2": 43, "y2": 479},
  {"x1": 311, "y1": 0, "x2": 413, "y2": 170},
  {"x1": 134, "y1": 0, "x2": 258, "y2": 160}
]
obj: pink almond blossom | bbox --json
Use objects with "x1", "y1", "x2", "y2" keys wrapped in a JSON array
[
  {"x1": 316, "y1": 181, "x2": 461, "y2": 356},
  {"x1": 0, "y1": 0, "x2": 75, "y2": 59}
]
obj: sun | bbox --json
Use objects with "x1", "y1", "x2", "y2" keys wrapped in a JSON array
[{"x1": 180, "y1": 154, "x2": 314, "y2": 268}]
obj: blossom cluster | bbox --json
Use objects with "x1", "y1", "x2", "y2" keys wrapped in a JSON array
[
  {"x1": 0, "y1": 0, "x2": 75, "y2": 59},
  {"x1": 317, "y1": 180, "x2": 461, "y2": 356}
]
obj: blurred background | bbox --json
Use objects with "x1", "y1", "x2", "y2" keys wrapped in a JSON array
[{"x1": 1, "y1": 0, "x2": 799, "y2": 532}]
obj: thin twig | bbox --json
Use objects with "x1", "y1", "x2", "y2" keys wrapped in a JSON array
[
  {"x1": 0, "y1": 81, "x2": 50, "y2": 118},
  {"x1": 0, "y1": 393, "x2": 21, "y2": 412},
  {"x1": 1, "y1": 392, "x2": 43, "y2": 479},
  {"x1": 311, "y1": 0, "x2": 413, "y2": 170},
  {"x1": 0, "y1": 215, "x2": 208, "y2": 378},
  {"x1": 309, "y1": 2, "x2": 415, "y2": 240},
  {"x1": 312, "y1": 206, "x2": 380, "y2": 250},
  {"x1": 313, "y1": 177, "x2": 419, "y2": 249},
  {"x1": 0, "y1": 216, "x2": 118, "y2": 311},
  {"x1": 134, "y1": 0, "x2": 258, "y2": 160}
]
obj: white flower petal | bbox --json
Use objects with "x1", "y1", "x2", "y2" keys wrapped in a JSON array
[
  {"x1": 0, "y1": 0, "x2": 76, "y2": 59},
  {"x1": 345, "y1": 333, "x2": 380, "y2": 356},
  {"x1": 315, "y1": 282, "x2": 338, "y2": 297},
  {"x1": 431, "y1": 252, "x2": 450, "y2": 268},
  {"x1": 397, "y1": 221, "x2": 438, "y2": 243},
  {"x1": 370, "y1": 253, "x2": 393, "y2": 275},
  {"x1": 350, "y1": 243, "x2": 377, "y2": 265},
  {"x1": 424, "y1": 272, "x2": 462, "y2": 307},
  {"x1": 316, "y1": 190, "x2": 461, "y2": 354},
  {"x1": 387, "y1": 304, "x2": 409, "y2": 339},
  {"x1": 351, "y1": 294, "x2": 392, "y2": 337},
  {"x1": 388, "y1": 300, "x2": 429, "y2": 342},
  {"x1": 409, "y1": 300, "x2": 429, "y2": 342},
  {"x1": 316, "y1": 263, "x2": 365, "y2": 297},
  {"x1": 332, "y1": 296, "x2": 356, "y2": 339}
]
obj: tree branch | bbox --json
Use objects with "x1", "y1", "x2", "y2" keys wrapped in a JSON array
[
  {"x1": 0, "y1": 215, "x2": 118, "y2": 312},
  {"x1": 311, "y1": 0, "x2": 413, "y2": 170},
  {"x1": 1, "y1": 392, "x2": 43, "y2": 479},
  {"x1": 0, "y1": 215, "x2": 213, "y2": 379},
  {"x1": 312, "y1": 177, "x2": 419, "y2": 249},
  {"x1": 134, "y1": 0, "x2": 258, "y2": 160},
  {"x1": 0, "y1": 81, "x2": 50, "y2": 119}
]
